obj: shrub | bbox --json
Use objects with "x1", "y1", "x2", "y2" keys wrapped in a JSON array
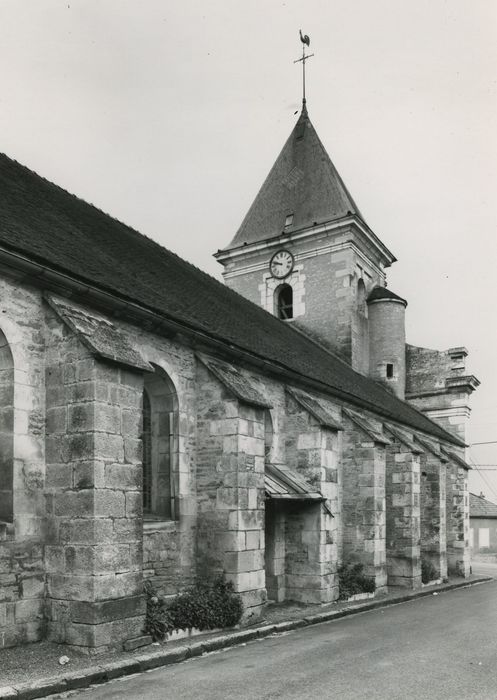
[
  {"x1": 421, "y1": 558, "x2": 438, "y2": 584},
  {"x1": 144, "y1": 575, "x2": 243, "y2": 642},
  {"x1": 338, "y1": 562, "x2": 375, "y2": 600},
  {"x1": 143, "y1": 580, "x2": 174, "y2": 641}
]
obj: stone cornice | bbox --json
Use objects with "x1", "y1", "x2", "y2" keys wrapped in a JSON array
[
  {"x1": 215, "y1": 215, "x2": 396, "y2": 268},
  {"x1": 445, "y1": 375, "x2": 480, "y2": 392},
  {"x1": 406, "y1": 374, "x2": 480, "y2": 400}
]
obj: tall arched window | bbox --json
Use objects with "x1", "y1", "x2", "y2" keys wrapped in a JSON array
[
  {"x1": 357, "y1": 279, "x2": 367, "y2": 317},
  {"x1": 275, "y1": 284, "x2": 293, "y2": 320},
  {"x1": 0, "y1": 330, "x2": 14, "y2": 523},
  {"x1": 142, "y1": 366, "x2": 178, "y2": 520},
  {"x1": 264, "y1": 409, "x2": 274, "y2": 462}
]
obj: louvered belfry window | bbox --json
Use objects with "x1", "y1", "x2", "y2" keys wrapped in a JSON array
[{"x1": 277, "y1": 284, "x2": 293, "y2": 320}]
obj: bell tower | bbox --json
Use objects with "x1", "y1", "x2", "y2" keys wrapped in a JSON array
[{"x1": 215, "y1": 102, "x2": 397, "y2": 372}]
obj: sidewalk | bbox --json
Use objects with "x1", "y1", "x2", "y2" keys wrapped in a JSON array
[{"x1": 0, "y1": 575, "x2": 492, "y2": 700}]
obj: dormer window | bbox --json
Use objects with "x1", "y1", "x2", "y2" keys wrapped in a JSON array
[{"x1": 285, "y1": 213, "x2": 294, "y2": 227}]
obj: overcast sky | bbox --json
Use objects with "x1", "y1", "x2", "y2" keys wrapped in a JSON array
[{"x1": 1, "y1": 1, "x2": 496, "y2": 496}]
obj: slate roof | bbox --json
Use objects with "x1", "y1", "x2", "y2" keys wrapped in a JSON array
[
  {"x1": 196, "y1": 353, "x2": 272, "y2": 409},
  {"x1": 470, "y1": 493, "x2": 497, "y2": 518},
  {"x1": 440, "y1": 447, "x2": 471, "y2": 471},
  {"x1": 46, "y1": 294, "x2": 152, "y2": 372},
  {"x1": 0, "y1": 152, "x2": 463, "y2": 446},
  {"x1": 286, "y1": 387, "x2": 343, "y2": 431},
  {"x1": 343, "y1": 408, "x2": 390, "y2": 445},
  {"x1": 264, "y1": 464, "x2": 324, "y2": 504},
  {"x1": 224, "y1": 104, "x2": 364, "y2": 250},
  {"x1": 367, "y1": 286, "x2": 407, "y2": 306},
  {"x1": 415, "y1": 435, "x2": 448, "y2": 462}
]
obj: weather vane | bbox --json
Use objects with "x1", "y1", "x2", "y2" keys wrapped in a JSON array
[{"x1": 294, "y1": 30, "x2": 314, "y2": 105}]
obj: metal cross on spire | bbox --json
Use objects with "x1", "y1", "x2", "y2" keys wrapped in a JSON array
[{"x1": 294, "y1": 30, "x2": 314, "y2": 106}]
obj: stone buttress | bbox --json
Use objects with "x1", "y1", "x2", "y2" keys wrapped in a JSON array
[
  {"x1": 384, "y1": 425, "x2": 422, "y2": 589},
  {"x1": 280, "y1": 388, "x2": 341, "y2": 604},
  {"x1": 195, "y1": 355, "x2": 267, "y2": 620},
  {"x1": 416, "y1": 436, "x2": 448, "y2": 581},
  {"x1": 341, "y1": 409, "x2": 388, "y2": 590},
  {"x1": 44, "y1": 298, "x2": 150, "y2": 651},
  {"x1": 443, "y1": 448, "x2": 470, "y2": 577}
]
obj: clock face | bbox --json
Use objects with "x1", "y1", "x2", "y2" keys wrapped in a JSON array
[{"x1": 269, "y1": 249, "x2": 294, "y2": 279}]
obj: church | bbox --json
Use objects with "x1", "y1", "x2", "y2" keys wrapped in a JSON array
[{"x1": 0, "y1": 94, "x2": 479, "y2": 651}]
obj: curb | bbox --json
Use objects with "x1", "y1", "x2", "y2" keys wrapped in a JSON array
[{"x1": 0, "y1": 576, "x2": 492, "y2": 699}]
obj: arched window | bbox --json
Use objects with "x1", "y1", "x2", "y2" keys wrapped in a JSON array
[
  {"x1": 142, "y1": 366, "x2": 178, "y2": 520},
  {"x1": 275, "y1": 284, "x2": 293, "y2": 320},
  {"x1": 264, "y1": 409, "x2": 274, "y2": 462},
  {"x1": 357, "y1": 279, "x2": 367, "y2": 317},
  {"x1": 0, "y1": 330, "x2": 14, "y2": 523}
]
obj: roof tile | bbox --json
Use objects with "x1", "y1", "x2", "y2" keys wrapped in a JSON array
[{"x1": 470, "y1": 493, "x2": 497, "y2": 518}]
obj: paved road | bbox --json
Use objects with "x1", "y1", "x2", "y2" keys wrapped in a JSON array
[{"x1": 72, "y1": 581, "x2": 497, "y2": 700}]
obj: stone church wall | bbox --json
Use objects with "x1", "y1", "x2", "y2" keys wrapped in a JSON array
[
  {"x1": 0, "y1": 278, "x2": 46, "y2": 648},
  {"x1": 0, "y1": 273, "x2": 472, "y2": 650}
]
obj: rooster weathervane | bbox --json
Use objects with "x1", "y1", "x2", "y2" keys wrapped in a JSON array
[{"x1": 294, "y1": 30, "x2": 314, "y2": 104}]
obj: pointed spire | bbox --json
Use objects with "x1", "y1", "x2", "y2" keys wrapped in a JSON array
[{"x1": 223, "y1": 111, "x2": 364, "y2": 250}]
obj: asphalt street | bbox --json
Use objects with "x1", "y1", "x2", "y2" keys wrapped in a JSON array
[{"x1": 69, "y1": 580, "x2": 497, "y2": 700}]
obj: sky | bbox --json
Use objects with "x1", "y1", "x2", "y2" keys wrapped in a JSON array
[{"x1": 0, "y1": 1, "x2": 496, "y2": 497}]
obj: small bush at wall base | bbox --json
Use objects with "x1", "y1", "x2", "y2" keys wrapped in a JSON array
[
  {"x1": 421, "y1": 558, "x2": 439, "y2": 584},
  {"x1": 338, "y1": 563, "x2": 375, "y2": 600},
  {"x1": 144, "y1": 580, "x2": 174, "y2": 641},
  {"x1": 144, "y1": 576, "x2": 243, "y2": 642}
]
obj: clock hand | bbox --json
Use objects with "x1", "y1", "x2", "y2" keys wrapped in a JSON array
[{"x1": 272, "y1": 261, "x2": 282, "y2": 265}]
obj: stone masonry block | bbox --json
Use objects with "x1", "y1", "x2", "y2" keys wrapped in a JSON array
[
  {"x1": 54, "y1": 491, "x2": 94, "y2": 517},
  {"x1": 68, "y1": 404, "x2": 94, "y2": 433},
  {"x1": 105, "y1": 464, "x2": 142, "y2": 490},
  {"x1": 14, "y1": 599, "x2": 44, "y2": 623},
  {"x1": 46, "y1": 406, "x2": 68, "y2": 434},
  {"x1": 59, "y1": 519, "x2": 114, "y2": 545},
  {"x1": 94, "y1": 433, "x2": 124, "y2": 462},
  {"x1": 73, "y1": 461, "x2": 105, "y2": 490},
  {"x1": 125, "y1": 491, "x2": 142, "y2": 518},
  {"x1": 93, "y1": 571, "x2": 142, "y2": 600},
  {"x1": 121, "y1": 408, "x2": 142, "y2": 437},
  {"x1": 94, "y1": 490, "x2": 126, "y2": 518},
  {"x1": 46, "y1": 463, "x2": 73, "y2": 489},
  {"x1": 94, "y1": 404, "x2": 122, "y2": 435},
  {"x1": 69, "y1": 595, "x2": 145, "y2": 624}
]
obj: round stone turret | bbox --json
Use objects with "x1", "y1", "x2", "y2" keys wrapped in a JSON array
[{"x1": 367, "y1": 286, "x2": 407, "y2": 399}]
